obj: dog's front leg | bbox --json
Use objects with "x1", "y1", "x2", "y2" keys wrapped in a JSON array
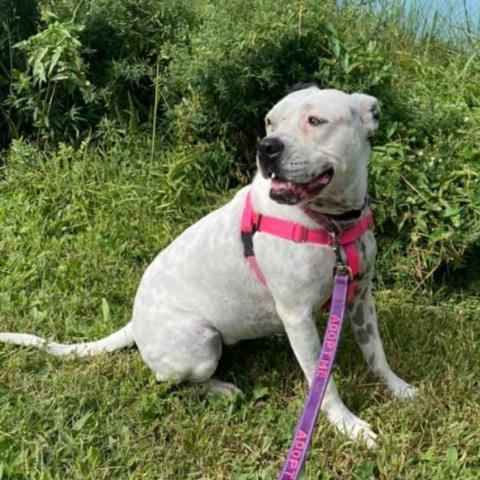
[
  {"x1": 275, "y1": 302, "x2": 377, "y2": 448},
  {"x1": 349, "y1": 283, "x2": 417, "y2": 400}
]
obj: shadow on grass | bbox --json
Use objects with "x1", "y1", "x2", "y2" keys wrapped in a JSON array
[{"x1": 433, "y1": 244, "x2": 480, "y2": 296}]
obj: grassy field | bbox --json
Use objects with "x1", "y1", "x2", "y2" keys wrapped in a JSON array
[{"x1": 1, "y1": 142, "x2": 479, "y2": 479}]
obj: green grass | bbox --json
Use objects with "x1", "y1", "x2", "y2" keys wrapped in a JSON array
[{"x1": 1, "y1": 139, "x2": 480, "y2": 479}]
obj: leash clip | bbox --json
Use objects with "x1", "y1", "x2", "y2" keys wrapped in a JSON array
[
  {"x1": 334, "y1": 263, "x2": 353, "y2": 279},
  {"x1": 330, "y1": 228, "x2": 352, "y2": 279}
]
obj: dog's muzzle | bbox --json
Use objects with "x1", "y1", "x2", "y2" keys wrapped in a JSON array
[
  {"x1": 257, "y1": 137, "x2": 284, "y2": 178},
  {"x1": 257, "y1": 136, "x2": 334, "y2": 205}
]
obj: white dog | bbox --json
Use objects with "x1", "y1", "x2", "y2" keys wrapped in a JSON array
[{"x1": 0, "y1": 85, "x2": 416, "y2": 447}]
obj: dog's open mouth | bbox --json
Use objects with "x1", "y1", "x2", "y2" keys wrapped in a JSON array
[{"x1": 269, "y1": 167, "x2": 334, "y2": 205}]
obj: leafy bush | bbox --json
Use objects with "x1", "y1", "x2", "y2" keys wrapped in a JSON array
[
  {"x1": 1, "y1": 0, "x2": 480, "y2": 287},
  {"x1": 7, "y1": 18, "x2": 95, "y2": 145},
  {"x1": 3, "y1": 0, "x2": 197, "y2": 145},
  {"x1": 75, "y1": 0, "x2": 197, "y2": 127},
  {"x1": 369, "y1": 42, "x2": 480, "y2": 285},
  {"x1": 164, "y1": 0, "x2": 394, "y2": 161}
]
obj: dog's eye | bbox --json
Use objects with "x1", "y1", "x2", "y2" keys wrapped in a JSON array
[
  {"x1": 308, "y1": 116, "x2": 328, "y2": 126},
  {"x1": 266, "y1": 118, "x2": 272, "y2": 127}
]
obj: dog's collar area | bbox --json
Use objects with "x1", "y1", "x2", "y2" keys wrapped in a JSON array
[
  {"x1": 323, "y1": 200, "x2": 367, "y2": 222},
  {"x1": 241, "y1": 191, "x2": 373, "y2": 300},
  {"x1": 303, "y1": 197, "x2": 369, "y2": 224}
]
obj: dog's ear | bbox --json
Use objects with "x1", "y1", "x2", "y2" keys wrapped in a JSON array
[
  {"x1": 351, "y1": 93, "x2": 380, "y2": 133},
  {"x1": 288, "y1": 82, "x2": 319, "y2": 94}
]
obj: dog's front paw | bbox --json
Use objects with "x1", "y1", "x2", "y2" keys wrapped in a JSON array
[
  {"x1": 388, "y1": 376, "x2": 418, "y2": 401},
  {"x1": 326, "y1": 405, "x2": 378, "y2": 449}
]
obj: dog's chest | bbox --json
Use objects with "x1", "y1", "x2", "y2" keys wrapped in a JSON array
[{"x1": 253, "y1": 228, "x2": 376, "y2": 307}]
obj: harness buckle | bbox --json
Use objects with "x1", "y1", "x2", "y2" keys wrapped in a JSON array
[
  {"x1": 252, "y1": 212, "x2": 262, "y2": 230},
  {"x1": 329, "y1": 228, "x2": 352, "y2": 279},
  {"x1": 292, "y1": 224, "x2": 307, "y2": 242}
]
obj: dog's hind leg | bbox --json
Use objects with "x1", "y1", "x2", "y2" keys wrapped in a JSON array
[
  {"x1": 348, "y1": 285, "x2": 417, "y2": 400},
  {"x1": 132, "y1": 310, "x2": 229, "y2": 387}
]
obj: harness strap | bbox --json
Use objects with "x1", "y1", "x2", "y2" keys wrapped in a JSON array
[
  {"x1": 241, "y1": 192, "x2": 372, "y2": 299},
  {"x1": 242, "y1": 193, "x2": 372, "y2": 246},
  {"x1": 241, "y1": 192, "x2": 267, "y2": 285}
]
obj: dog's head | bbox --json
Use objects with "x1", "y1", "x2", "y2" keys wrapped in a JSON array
[{"x1": 257, "y1": 85, "x2": 379, "y2": 213}]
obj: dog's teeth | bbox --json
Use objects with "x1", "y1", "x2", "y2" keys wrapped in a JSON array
[{"x1": 271, "y1": 173, "x2": 276, "y2": 179}]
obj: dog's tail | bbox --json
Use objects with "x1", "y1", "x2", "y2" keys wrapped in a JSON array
[{"x1": 0, "y1": 322, "x2": 134, "y2": 356}]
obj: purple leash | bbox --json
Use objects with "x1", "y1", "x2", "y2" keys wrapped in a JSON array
[{"x1": 278, "y1": 271, "x2": 349, "y2": 480}]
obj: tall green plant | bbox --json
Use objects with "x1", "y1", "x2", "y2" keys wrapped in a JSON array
[
  {"x1": 0, "y1": 0, "x2": 39, "y2": 147},
  {"x1": 7, "y1": 15, "x2": 95, "y2": 146}
]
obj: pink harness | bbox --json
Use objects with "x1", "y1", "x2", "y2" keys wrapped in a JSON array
[{"x1": 240, "y1": 192, "x2": 373, "y2": 301}]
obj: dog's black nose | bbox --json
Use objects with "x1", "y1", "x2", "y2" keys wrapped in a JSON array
[{"x1": 258, "y1": 137, "x2": 284, "y2": 161}]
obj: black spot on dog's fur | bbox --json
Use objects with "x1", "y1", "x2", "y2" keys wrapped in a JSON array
[
  {"x1": 366, "y1": 323, "x2": 375, "y2": 336},
  {"x1": 354, "y1": 328, "x2": 369, "y2": 345},
  {"x1": 352, "y1": 304, "x2": 364, "y2": 326},
  {"x1": 288, "y1": 82, "x2": 319, "y2": 94}
]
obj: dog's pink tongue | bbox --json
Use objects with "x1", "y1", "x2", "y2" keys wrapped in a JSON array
[
  {"x1": 317, "y1": 175, "x2": 331, "y2": 185},
  {"x1": 304, "y1": 171, "x2": 332, "y2": 193}
]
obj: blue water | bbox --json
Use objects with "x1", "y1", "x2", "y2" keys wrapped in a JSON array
[
  {"x1": 338, "y1": 0, "x2": 480, "y2": 37},
  {"x1": 410, "y1": 0, "x2": 479, "y2": 31}
]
